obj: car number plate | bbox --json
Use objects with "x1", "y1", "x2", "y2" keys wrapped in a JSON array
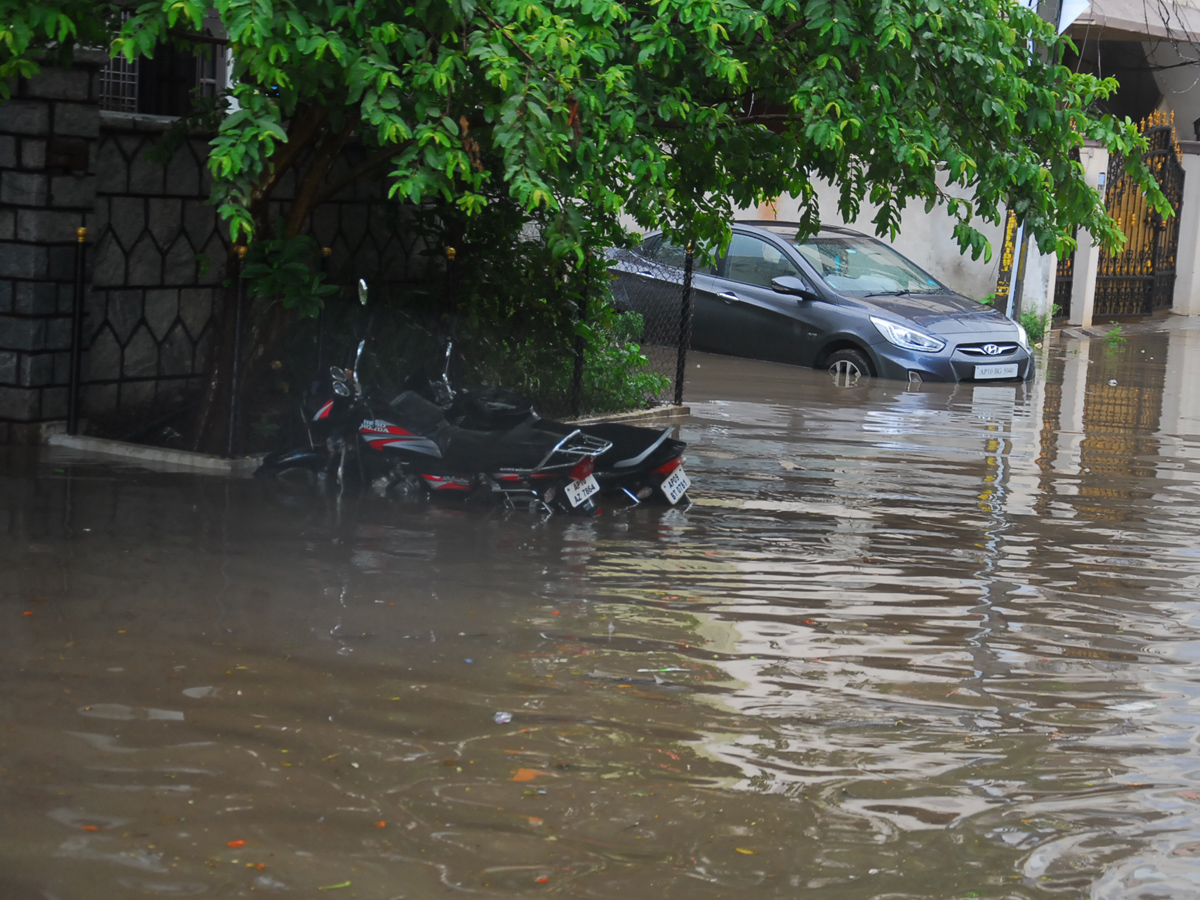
[
  {"x1": 661, "y1": 466, "x2": 690, "y2": 505},
  {"x1": 975, "y1": 363, "x2": 1018, "y2": 380},
  {"x1": 564, "y1": 474, "x2": 600, "y2": 507}
]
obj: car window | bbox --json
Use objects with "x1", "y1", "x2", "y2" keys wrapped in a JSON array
[
  {"x1": 793, "y1": 237, "x2": 942, "y2": 294},
  {"x1": 653, "y1": 237, "x2": 690, "y2": 269},
  {"x1": 635, "y1": 234, "x2": 661, "y2": 258},
  {"x1": 723, "y1": 234, "x2": 801, "y2": 288},
  {"x1": 641, "y1": 235, "x2": 718, "y2": 274}
]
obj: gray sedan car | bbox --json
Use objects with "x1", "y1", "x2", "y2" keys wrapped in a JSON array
[{"x1": 610, "y1": 221, "x2": 1033, "y2": 385}]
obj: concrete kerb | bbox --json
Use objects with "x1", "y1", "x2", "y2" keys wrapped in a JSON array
[
  {"x1": 38, "y1": 404, "x2": 690, "y2": 476},
  {"x1": 1055, "y1": 310, "x2": 1200, "y2": 342},
  {"x1": 564, "y1": 404, "x2": 690, "y2": 426},
  {"x1": 46, "y1": 431, "x2": 263, "y2": 476}
]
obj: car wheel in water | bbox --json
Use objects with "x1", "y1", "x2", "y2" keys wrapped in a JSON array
[{"x1": 825, "y1": 348, "x2": 872, "y2": 387}]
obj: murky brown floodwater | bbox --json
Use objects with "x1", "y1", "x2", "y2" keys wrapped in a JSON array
[{"x1": 6, "y1": 321, "x2": 1200, "y2": 899}]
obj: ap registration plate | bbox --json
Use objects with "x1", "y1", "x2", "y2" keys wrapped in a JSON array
[
  {"x1": 661, "y1": 466, "x2": 690, "y2": 505},
  {"x1": 974, "y1": 363, "x2": 1018, "y2": 380},
  {"x1": 564, "y1": 474, "x2": 600, "y2": 507}
]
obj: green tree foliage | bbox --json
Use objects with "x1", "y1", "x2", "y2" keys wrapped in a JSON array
[{"x1": 1, "y1": 0, "x2": 1169, "y2": 262}]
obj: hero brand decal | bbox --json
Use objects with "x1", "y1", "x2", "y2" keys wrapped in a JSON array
[
  {"x1": 358, "y1": 420, "x2": 442, "y2": 457},
  {"x1": 361, "y1": 419, "x2": 406, "y2": 433},
  {"x1": 313, "y1": 400, "x2": 335, "y2": 421}
]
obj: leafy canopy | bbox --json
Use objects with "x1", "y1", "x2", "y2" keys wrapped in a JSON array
[{"x1": 1, "y1": 0, "x2": 1166, "y2": 260}]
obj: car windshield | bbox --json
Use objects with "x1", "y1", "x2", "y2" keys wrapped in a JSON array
[{"x1": 792, "y1": 236, "x2": 944, "y2": 295}]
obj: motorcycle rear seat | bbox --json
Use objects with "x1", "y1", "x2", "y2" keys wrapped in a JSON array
[
  {"x1": 388, "y1": 390, "x2": 449, "y2": 434},
  {"x1": 453, "y1": 386, "x2": 535, "y2": 430}
]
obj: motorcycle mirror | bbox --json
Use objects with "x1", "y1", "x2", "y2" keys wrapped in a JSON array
[
  {"x1": 358, "y1": 278, "x2": 368, "y2": 306},
  {"x1": 330, "y1": 366, "x2": 348, "y2": 383},
  {"x1": 332, "y1": 381, "x2": 351, "y2": 397}
]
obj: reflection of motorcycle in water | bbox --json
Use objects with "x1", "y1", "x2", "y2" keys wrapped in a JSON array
[{"x1": 257, "y1": 330, "x2": 691, "y2": 514}]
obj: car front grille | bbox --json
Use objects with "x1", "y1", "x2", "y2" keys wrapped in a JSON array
[{"x1": 957, "y1": 342, "x2": 1020, "y2": 357}]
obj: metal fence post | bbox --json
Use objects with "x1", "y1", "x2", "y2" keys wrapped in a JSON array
[
  {"x1": 227, "y1": 245, "x2": 247, "y2": 459},
  {"x1": 674, "y1": 245, "x2": 694, "y2": 406},
  {"x1": 571, "y1": 260, "x2": 588, "y2": 418},
  {"x1": 315, "y1": 246, "x2": 331, "y2": 393},
  {"x1": 445, "y1": 245, "x2": 457, "y2": 312},
  {"x1": 67, "y1": 225, "x2": 88, "y2": 436}
]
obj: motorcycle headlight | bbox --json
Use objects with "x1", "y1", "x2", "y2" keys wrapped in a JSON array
[
  {"x1": 870, "y1": 317, "x2": 946, "y2": 353},
  {"x1": 1015, "y1": 321, "x2": 1031, "y2": 351}
]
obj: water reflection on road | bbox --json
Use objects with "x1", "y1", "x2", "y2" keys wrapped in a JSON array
[{"x1": 5, "y1": 320, "x2": 1200, "y2": 899}]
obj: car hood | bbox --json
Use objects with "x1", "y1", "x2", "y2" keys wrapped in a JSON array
[{"x1": 858, "y1": 292, "x2": 1017, "y2": 337}]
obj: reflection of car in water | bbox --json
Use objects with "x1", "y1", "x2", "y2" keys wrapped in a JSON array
[{"x1": 609, "y1": 221, "x2": 1034, "y2": 385}]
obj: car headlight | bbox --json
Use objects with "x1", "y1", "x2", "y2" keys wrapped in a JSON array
[
  {"x1": 870, "y1": 316, "x2": 946, "y2": 353},
  {"x1": 1015, "y1": 321, "x2": 1030, "y2": 351}
]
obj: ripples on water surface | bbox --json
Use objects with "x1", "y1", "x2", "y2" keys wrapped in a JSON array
[{"x1": 4, "y1": 323, "x2": 1200, "y2": 899}]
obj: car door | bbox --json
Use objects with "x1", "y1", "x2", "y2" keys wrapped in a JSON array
[{"x1": 696, "y1": 233, "x2": 826, "y2": 365}]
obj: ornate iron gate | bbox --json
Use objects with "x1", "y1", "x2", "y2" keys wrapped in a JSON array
[{"x1": 1094, "y1": 112, "x2": 1185, "y2": 318}]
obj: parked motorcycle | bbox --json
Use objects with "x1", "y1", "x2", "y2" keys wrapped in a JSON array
[
  {"x1": 256, "y1": 283, "x2": 691, "y2": 513},
  {"x1": 407, "y1": 345, "x2": 691, "y2": 507}
]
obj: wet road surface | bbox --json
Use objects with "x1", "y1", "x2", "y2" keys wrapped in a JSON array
[{"x1": 4, "y1": 320, "x2": 1200, "y2": 899}]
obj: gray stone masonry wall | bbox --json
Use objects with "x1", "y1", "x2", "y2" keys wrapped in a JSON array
[
  {"x1": 86, "y1": 113, "x2": 228, "y2": 421},
  {"x1": 0, "y1": 59, "x2": 101, "y2": 441}
]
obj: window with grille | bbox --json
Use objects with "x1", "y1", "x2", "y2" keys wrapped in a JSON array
[{"x1": 98, "y1": 12, "x2": 227, "y2": 116}]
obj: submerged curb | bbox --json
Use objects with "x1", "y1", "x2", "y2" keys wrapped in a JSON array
[
  {"x1": 46, "y1": 433, "x2": 263, "y2": 477},
  {"x1": 564, "y1": 404, "x2": 690, "y2": 426}
]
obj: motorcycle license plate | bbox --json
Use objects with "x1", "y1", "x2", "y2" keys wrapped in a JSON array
[
  {"x1": 564, "y1": 474, "x2": 600, "y2": 507},
  {"x1": 661, "y1": 466, "x2": 690, "y2": 504},
  {"x1": 974, "y1": 363, "x2": 1018, "y2": 380}
]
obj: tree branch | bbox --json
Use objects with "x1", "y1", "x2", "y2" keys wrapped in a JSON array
[
  {"x1": 310, "y1": 144, "x2": 407, "y2": 209},
  {"x1": 284, "y1": 114, "x2": 360, "y2": 238}
]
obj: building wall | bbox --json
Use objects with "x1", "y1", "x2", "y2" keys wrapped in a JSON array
[{"x1": 0, "y1": 60, "x2": 101, "y2": 442}]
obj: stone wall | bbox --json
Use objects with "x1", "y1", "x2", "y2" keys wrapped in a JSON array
[
  {"x1": 0, "y1": 58, "x2": 102, "y2": 442},
  {"x1": 86, "y1": 114, "x2": 228, "y2": 420}
]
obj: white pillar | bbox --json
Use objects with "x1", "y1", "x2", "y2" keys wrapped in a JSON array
[
  {"x1": 1068, "y1": 145, "x2": 1109, "y2": 328},
  {"x1": 1016, "y1": 241, "x2": 1058, "y2": 321},
  {"x1": 1171, "y1": 149, "x2": 1200, "y2": 317}
]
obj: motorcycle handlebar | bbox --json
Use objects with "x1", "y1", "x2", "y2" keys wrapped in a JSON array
[{"x1": 352, "y1": 339, "x2": 366, "y2": 394}]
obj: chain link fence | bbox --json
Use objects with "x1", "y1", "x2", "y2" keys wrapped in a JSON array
[{"x1": 603, "y1": 244, "x2": 694, "y2": 411}]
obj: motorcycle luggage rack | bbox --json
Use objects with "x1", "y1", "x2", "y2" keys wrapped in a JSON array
[
  {"x1": 532, "y1": 429, "x2": 612, "y2": 474},
  {"x1": 482, "y1": 430, "x2": 612, "y2": 514}
]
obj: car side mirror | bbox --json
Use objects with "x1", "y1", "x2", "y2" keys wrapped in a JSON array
[{"x1": 771, "y1": 275, "x2": 819, "y2": 302}]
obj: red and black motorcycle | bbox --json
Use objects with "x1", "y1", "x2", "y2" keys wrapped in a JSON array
[{"x1": 256, "y1": 335, "x2": 691, "y2": 513}]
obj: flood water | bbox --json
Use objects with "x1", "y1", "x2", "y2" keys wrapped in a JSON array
[{"x1": 5, "y1": 321, "x2": 1200, "y2": 899}]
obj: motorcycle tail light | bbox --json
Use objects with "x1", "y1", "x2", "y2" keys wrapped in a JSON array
[
  {"x1": 653, "y1": 456, "x2": 682, "y2": 476},
  {"x1": 569, "y1": 457, "x2": 594, "y2": 481}
]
